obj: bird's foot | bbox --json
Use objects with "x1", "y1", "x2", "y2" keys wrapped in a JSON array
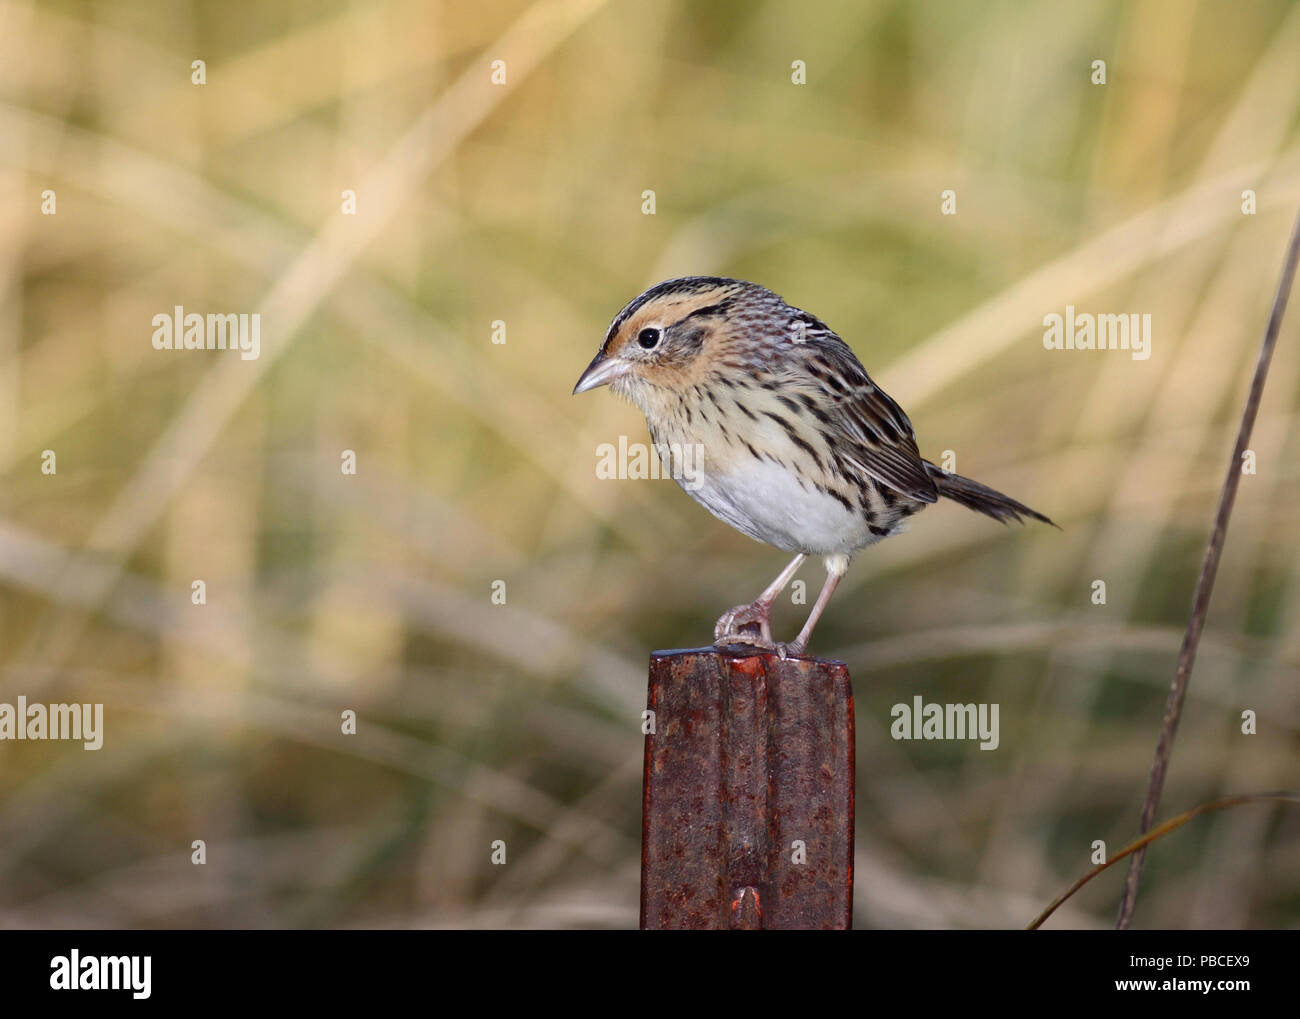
[
  {"x1": 711, "y1": 630, "x2": 805, "y2": 660},
  {"x1": 713, "y1": 601, "x2": 774, "y2": 647},
  {"x1": 714, "y1": 630, "x2": 777, "y2": 652}
]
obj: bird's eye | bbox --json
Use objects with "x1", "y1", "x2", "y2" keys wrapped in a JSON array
[{"x1": 637, "y1": 327, "x2": 660, "y2": 349}]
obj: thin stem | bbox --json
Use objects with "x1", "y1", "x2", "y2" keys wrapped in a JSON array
[
  {"x1": 1115, "y1": 207, "x2": 1300, "y2": 929},
  {"x1": 1031, "y1": 793, "x2": 1300, "y2": 930}
]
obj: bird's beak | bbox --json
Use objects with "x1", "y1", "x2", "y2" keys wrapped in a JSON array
[{"x1": 572, "y1": 352, "x2": 632, "y2": 395}]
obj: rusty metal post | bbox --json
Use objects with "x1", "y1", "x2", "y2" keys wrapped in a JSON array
[{"x1": 640, "y1": 646, "x2": 855, "y2": 929}]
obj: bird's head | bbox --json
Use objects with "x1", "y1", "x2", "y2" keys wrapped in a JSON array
[{"x1": 572, "y1": 277, "x2": 767, "y2": 407}]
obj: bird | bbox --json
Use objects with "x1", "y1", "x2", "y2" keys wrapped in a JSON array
[{"x1": 573, "y1": 276, "x2": 1054, "y2": 657}]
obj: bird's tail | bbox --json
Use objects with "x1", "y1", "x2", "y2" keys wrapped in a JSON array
[{"x1": 923, "y1": 461, "x2": 1057, "y2": 527}]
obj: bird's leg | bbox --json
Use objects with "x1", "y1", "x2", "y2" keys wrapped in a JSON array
[
  {"x1": 775, "y1": 555, "x2": 849, "y2": 659},
  {"x1": 714, "y1": 553, "x2": 807, "y2": 648}
]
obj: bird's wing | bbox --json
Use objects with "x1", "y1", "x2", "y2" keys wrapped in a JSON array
[{"x1": 781, "y1": 331, "x2": 938, "y2": 504}]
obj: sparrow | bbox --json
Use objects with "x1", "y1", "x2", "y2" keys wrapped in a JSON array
[{"x1": 574, "y1": 276, "x2": 1053, "y2": 656}]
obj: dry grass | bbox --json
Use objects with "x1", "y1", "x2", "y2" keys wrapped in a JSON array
[{"x1": 0, "y1": 0, "x2": 1297, "y2": 928}]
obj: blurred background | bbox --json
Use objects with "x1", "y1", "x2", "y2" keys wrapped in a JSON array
[{"x1": 0, "y1": 0, "x2": 1297, "y2": 929}]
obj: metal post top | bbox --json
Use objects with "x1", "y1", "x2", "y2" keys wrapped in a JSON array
[{"x1": 650, "y1": 645, "x2": 850, "y2": 668}]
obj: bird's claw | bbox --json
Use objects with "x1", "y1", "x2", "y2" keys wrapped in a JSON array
[
  {"x1": 713, "y1": 602, "x2": 773, "y2": 646},
  {"x1": 714, "y1": 629, "x2": 776, "y2": 651},
  {"x1": 713, "y1": 602, "x2": 808, "y2": 659},
  {"x1": 712, "y1": 632, "x2": 805, "y2": 659}
]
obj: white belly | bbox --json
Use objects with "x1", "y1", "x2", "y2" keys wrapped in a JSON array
[{"x1": 679, "y1": 457, "x2": 877, "y2": 556}]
